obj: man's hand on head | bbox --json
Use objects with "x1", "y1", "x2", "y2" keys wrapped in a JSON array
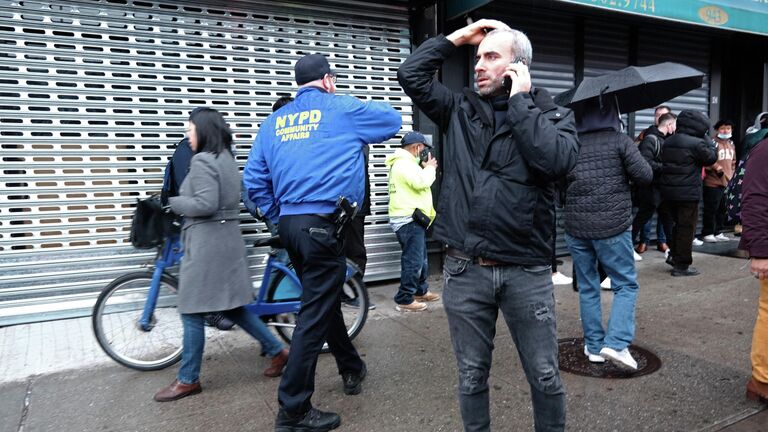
[{"x1": 447, "y1": 19, "x2": 511, "y2": 47}]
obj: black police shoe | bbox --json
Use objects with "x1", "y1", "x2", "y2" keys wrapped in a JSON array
[
  {"x1": 275, "y1": 408, "x2": 341, "y2": 432},
  {"x1": 671, "y1": 266, "x2": 700, "y2": 277},
  {"x1": 342, "y1": 362, "x2": 367, "y2": 395}
]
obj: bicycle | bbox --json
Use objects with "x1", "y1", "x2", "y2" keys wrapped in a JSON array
[{"x1": 92, "y1": 234, "x2": 369, "y2": 371}]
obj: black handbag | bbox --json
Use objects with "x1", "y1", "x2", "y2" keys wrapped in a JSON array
[
  {"x1": 412, "y1": 208, "x2": 431, "y2": 229},
  {"x1": 129, "y1": 195, "x2": 166, "y2": 249}
]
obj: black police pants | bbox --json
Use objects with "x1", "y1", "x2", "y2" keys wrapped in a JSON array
[
  {"x1": 277, "y1": 214, "x2": 364, "y2": 416},
  {"x1": 659, "y1": 200, "x2": 699, "y2": 269}
]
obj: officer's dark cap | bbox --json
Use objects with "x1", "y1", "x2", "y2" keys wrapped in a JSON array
[
  {"x1": 400, "y1": 131, "x2": 431, "y2": 148},
  {"x1": 294, "y1": 54, "x2": 334, "y2": 85}
]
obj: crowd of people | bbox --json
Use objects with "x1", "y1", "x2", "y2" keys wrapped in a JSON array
[{"x1": 146, "y1": 16, "x2": 768, "y2": 432}]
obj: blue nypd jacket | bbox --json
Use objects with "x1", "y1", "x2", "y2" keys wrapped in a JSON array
[{"x1": 243, "y1": 87, "x2": 401, "y2": 222}]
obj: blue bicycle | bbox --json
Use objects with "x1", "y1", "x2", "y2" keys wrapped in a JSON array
[{"x1": 92, "y1": 235, "x2": 369, "y2": 371}]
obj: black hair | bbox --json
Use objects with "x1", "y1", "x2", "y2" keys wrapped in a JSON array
[
  {"x1": 272, "y1": 96, "x2": 294, "y2": 112},
  {"x1": 189, "y1": 108, "x2": 233, "y2": 157},
  {"x1": 713, "y1": 119, "x2": 734, "y2": 130},
  {"x1": 658, "y1": 112, "x2": 677, "y2": 125}
]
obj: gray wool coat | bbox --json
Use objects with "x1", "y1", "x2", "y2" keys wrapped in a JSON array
[{"x1": 169, "y1": 151, "x2": 253, "y2": 314}]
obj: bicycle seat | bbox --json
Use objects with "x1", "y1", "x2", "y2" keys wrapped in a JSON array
[{"x1": 253, "y1": 235, "x2": 284, "y2": 249}]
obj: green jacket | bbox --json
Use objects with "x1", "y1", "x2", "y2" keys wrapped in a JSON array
[{"x1": 386, "y1": 148, "x2": 436, "y2": 221}]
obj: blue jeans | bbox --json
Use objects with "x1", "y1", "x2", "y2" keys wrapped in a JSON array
[
  {"x1": 178, "y1": 307, "x2": 285, "y2": 384},
  {"x1": 565, "y1": 231, "x2": 639, "y2": 354},
  {"x1": 640, "y1": 219, "x2": 666, "y2": 244},
  {"x1": 394, "y1": 222, "x2": 428, "y2": 305},
  {"x1": 442, "y1": 255, "x2": 565, "y2": 432}
]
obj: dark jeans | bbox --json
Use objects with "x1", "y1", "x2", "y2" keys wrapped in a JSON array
[
  {"x1": 701, "y1": 186, "x2": 726, "y2": 236},
  {"x1": 659, "y1": 200, "x2": 699, "y2": 269},
  {"x1": 277, "y1": 215, "x2": 364, "y2": 416},
  {"x1": 344, "y1": 215, "x2": 367, "y2": 275},
  {"x1": 394, "y1": 222, "x2": 429, "y2": 305},
  {"x1": 442, "y1": 255, "x2": 565, "y2": 432},
  {"x1": 632, "y1": 187, "x2": 670, "y2": 245}
]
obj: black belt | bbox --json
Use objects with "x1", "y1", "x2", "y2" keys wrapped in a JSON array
[
  {"x1": 312, "y1": 213, "x2": 335, "y2": 221},
  {"x1": 445, "y1": 247, "x2": 506, "y2": 267}
]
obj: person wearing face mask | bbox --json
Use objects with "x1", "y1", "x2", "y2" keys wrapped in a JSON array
[
  {"x1": 632, "y1": 112, "x2": 676, "y2": 255},
  {"x1": 701, "y1": 120, "x2": 737, "y2": 243},
  {"x1": 386, "y1": 130, "x2": 439, "y2": 312}
]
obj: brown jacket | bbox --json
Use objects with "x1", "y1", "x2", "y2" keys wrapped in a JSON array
[{"x1": 703, "y1": 137, "x2": 736, "y2": 188}]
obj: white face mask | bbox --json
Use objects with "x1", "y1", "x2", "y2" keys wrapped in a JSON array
[{"x1": 717, "y1": 133, "x2": 732, "y2": 140}]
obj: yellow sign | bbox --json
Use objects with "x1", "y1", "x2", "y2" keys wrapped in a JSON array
[{"x1": 698, "y1": 6, "x2": 729, "y2": 26}]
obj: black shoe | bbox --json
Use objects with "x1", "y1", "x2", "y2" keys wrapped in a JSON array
[
  {"x1": 665, "y1": 255, "x2": 675, "y2": 267},
  {"x1": 341, "y1": 362, "x2": 367, "y2": 395},
  {"x1": 203, "y1": 313, "x2": 235, "y2": 331},
  {"x1": 275, "y1": 408, "x2": 341, "y2": 432},
  {"x1": 671, "y1": 266, "x2": 700, "y2": 277}
]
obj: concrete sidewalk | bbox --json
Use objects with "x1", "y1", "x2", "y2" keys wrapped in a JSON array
[{"x1": 1, "y1": 248, "x2": 766, "y2": 431}]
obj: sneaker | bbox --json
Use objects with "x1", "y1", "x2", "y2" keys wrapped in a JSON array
[
  {"x1": 600, "y1": 277, "x2": 612, "y2": 290},
  {"x1": 703, "y1": 234, "x2": 718, "y2": 243},
  {"x1": 715, "y1": 233, "x2": 732, "y2": 242},
  {"x1": 551, "y1": 272, "x2": 573, "y2": 285},
  {"x1": 395, "y1": 301, "x2": 427, "y2": 312},
  {"x1": 692, "y1": 238, "x2": 704, "y2": 246},
  {"x1": 203, "y1": 313, "x2": 235, "y2": 331},
  {"x1": 599, "y1": 347, "x2": 638, "y2": 370},
  {"x1": 342, "y1": 298, "x2": 376, "y2": 310},
  {"x1": 414, "y1": 291, "x2": 440, "y2": 302},
  {"x1": 665, "y1": 254, "x2": 675, "y2": 267},
  {"x1": 584, "y1": 346, "x2": 606, "y2": 363},
  {"x1": 341, "y1": 362, "x2": 367, "y2": 395},
  {"x1": 671, "y1": 266, "x2": 700, "y2": 277},
  {"x1": 275, "y1": 407, "x2": 341, "y2": 432},
  {"x1": 633, "y1": 250, "x2": 643, "y2": 261}
]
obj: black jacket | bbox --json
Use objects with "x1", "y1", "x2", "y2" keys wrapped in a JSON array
[
  {"x1": 658, "y1": 111, "x2": 717, "y2": 202},
  {"x1": 397, "y1": 35, "x2": 579, "y2": 265},
  {"x1": 565, "y1": 130, "x2": 652, "y2": 239},
  {"x1": 638, "y1": 125, "x2": 665, "y2": 180}
]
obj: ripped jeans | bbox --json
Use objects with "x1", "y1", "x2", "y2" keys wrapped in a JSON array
[{"x1": 443, "y1": 255, "x2": 565, "y2": 432}]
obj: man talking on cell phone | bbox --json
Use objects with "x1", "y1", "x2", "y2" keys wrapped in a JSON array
[{"x1": 397, "y1": 19, "x2": 579, "y2": 431}]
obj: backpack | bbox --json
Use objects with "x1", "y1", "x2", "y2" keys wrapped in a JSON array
[
  {"x1": 129, "y1": 195, "x2": 166, "y2": 249},
  {"x1": 646, "y1": 134, "x2": 662, "y2": 159}
]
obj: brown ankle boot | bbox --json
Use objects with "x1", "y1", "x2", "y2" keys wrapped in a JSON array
[
  {"x1": 747, "y1": 377, "x2": 768, "y2": 403},
  {"x1": 264, "y1": 348, "x2": 289, "y2": 377}
]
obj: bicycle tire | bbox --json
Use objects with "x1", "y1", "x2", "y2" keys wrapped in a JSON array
[
  {"x1": 92, "y1": 271, "x2": 183, "y2": 371},
  {"x1": 266, "y1": 264, "x2": 369, "y2": 353}
]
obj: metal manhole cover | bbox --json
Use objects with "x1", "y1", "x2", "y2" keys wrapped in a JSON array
[{"x1": 558, "y1": 337, "x2": 662, "y2": 379}]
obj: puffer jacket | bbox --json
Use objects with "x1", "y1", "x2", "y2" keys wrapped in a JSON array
[
  {"x1": 658, "y1": 110, "x2": 718, "y2": 201},
  {"x1": 565, "y1": 130, "x2": 653, "y2": 239},
  {"x1": 397, "y1": 35, "x2": 579, "y2": 266}
]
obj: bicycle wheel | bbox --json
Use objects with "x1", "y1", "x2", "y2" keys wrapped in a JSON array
[
  {"x1": 92, "y1": 271, "x2": 183, "y2": 371},
  {"x1": 266, "y1": 264, "x2": 369, "y2": 353}
]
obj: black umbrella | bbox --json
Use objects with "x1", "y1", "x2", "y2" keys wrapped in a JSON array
[{"x1": 554, "y1": 62, "x2": 705, "y2": 114}]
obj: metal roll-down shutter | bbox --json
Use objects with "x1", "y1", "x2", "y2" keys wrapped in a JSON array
[{"x1": 0, "y1": 0, "x2": 411, "y2": 325}]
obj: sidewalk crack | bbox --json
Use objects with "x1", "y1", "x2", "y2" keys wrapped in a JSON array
[{"x1": 16, "y1": 378, "x2": 33, "y2": 432}]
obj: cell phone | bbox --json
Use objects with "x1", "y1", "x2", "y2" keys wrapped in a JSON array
[
  {"x1": 419, "y1": 149, "x2": 430, "y2": 164},
  {"x1": 503, "y1": 56, "x2": 527, "y2": 94}
]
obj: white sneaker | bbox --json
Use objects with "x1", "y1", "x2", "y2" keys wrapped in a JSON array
[
  {"x1": 664, "y1": 249, "x2": 670, "y2": 259},
  {"x1": 584, "y1": 346, "x2": 606, "y2": 363},
  {"x1": 633, "y1": 250, "x2": 643, "y2": 261},
  {"x1": 692, "y1": 238, "x2": 704, "y2": 246},
  {"x1": 551, "y1": 272, "x2": 573, "y2": 285},
  {"x1": 715, "y1": 233, "x2": 732, "y2": 242},
  {"x1": 703, "y1": 234, "x2": 718, "y2": 243},
  {"x1": 599, "y1": 347, "x2": 638, "y2": 370},
  {"x1": 600, "y1": 277, "x2": 612, "y2": 290}
]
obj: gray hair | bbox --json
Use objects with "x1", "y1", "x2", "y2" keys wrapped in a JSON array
[{"x1": 486, "y1": 28, "x2": 533, "y2": 65}]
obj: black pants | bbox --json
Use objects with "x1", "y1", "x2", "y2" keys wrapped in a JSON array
[
  {"x1": 277, "y1": 214, "x2": 364, "y2": 416},
  {"x1": 659, "y1": 200, "x2": 699, "y2": 269},
  {"x1": 343, "y1": 215, "x2": 367, "y2": 275},
  {"x1": 701, "y1": 186, "x2": 726, "y2": 237},
  {"x1": 631, "y1": 186, "x2": 670, "y2": 244}
]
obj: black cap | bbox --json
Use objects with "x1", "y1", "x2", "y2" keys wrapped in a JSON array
[
  {"x1": 294, "y1": 54, "x2": 334, "y2": 85},
  {"x1": 400, "y1": 131, "x2": 431, "y2": 148}
]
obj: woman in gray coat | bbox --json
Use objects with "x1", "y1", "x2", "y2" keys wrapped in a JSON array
[{"x1": 154, "y1": 108, "x2": 288, "y2": 402}]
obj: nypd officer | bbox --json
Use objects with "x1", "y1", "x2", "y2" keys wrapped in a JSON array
[{"x1": 244, "y1": 54, "x2": 401, "y2": 432}]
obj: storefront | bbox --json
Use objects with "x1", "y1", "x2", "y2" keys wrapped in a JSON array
[{"x1": 0, "y1": 0, "x2": 412, "y2": 325}]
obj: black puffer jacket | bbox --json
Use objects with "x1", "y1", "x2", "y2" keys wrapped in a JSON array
[
  {"x1": 658, "y1": 110, "x2": 717, "y2": 201},
  {"x1": 397, "y1": 35, "x2": 580, "y2": 265},
  {"x1": 565, "y1": 130, "x2": 653, "y2": 239}
]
